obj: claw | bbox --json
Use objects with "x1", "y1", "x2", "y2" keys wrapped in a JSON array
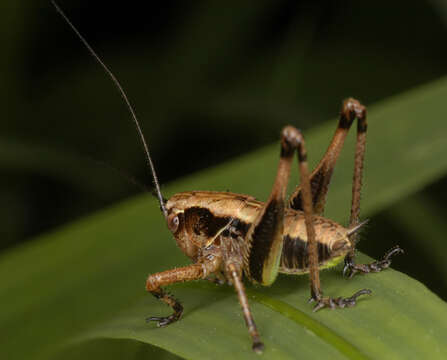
[
  {"x1": 146, "y1": 314, "x2": 180, "y2": 327},
  {"x1": 252, "y1": 341, "x2": 265, "y2": 354},
  {"x1": 343, "y1": 260, "x2": 354, "y2": 278},
  {"x1": 384, "y1": 246, "x2": 404, "y2": 260},
  {"x1": 313, "y1": 301, "x2": 326, "y2": 312},
  {"x1": 348, "y1": 288, "x2": 372, "y2": 300}
]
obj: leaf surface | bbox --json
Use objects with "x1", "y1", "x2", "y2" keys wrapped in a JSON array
[{"x1": 2, "y1": 77, "x2": 447, "y2": 359}]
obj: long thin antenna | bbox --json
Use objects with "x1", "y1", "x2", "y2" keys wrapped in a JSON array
[{"x1": 51, "y1": 1, "x2": 168, "y2": 219}]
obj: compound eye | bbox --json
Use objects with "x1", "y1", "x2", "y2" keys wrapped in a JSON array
[{"x1": 167, "y1": 213, "x2": 180, "y2": 233}]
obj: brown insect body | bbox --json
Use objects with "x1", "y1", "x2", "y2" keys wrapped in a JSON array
[{"x1": 167, "y1": 191, "x2": 351, "y2": 276}]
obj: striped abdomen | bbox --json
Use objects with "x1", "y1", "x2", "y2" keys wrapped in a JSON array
[{"x1": 279, "y1": 212, "x2": 351, "y2": 275}]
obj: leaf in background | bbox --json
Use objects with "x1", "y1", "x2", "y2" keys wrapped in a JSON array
[
  {"x1": 387, "y1": 192, "x2": 447, "y2": 292},
  {"x1": 2, "y1": 76, "x2": 447, "y2": 359}
]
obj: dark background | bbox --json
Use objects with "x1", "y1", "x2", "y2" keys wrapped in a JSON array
[{"x1": 2, "y1": 1, "x2": 447, "y2": 297}]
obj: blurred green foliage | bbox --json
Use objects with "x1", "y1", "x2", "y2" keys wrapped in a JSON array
[
  {"x1": 2, "y1": 0, "x2": 447, "y2": 249},
  {"x1": 1, "y1": 1, "x2": 447, "y2": 358}
]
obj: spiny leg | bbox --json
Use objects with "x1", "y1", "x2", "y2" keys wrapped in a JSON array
[
  {"x1": 146, "y1": 261, "x2": 218, "y2": 327},
  {"x1": 347, "y1": 99, "x2": 368, "y2": 242},
  {"x1": 294, "y1": 128, "x2": 371, "y2": 310},
  {"x1": 294, "y1": 133, "x2": 320, "y2": 299},
  {"x1": 289, "y1": 98, "x2": 364, "y2": 215},
  {"x1": 342, "y1": 100, "x2": 403, "y2": 277},
  {"x1": 227, "y1": 262, "x2": 264, "y2": 354}
]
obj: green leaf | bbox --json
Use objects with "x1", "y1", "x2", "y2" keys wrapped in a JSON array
[{"x1": 2, "y1": 76, "x2": 447, "y2": 359}]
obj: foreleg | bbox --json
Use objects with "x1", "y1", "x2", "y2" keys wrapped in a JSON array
[{"x1": 146, "y1": 259, "x2": 219, "y2": 326}]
